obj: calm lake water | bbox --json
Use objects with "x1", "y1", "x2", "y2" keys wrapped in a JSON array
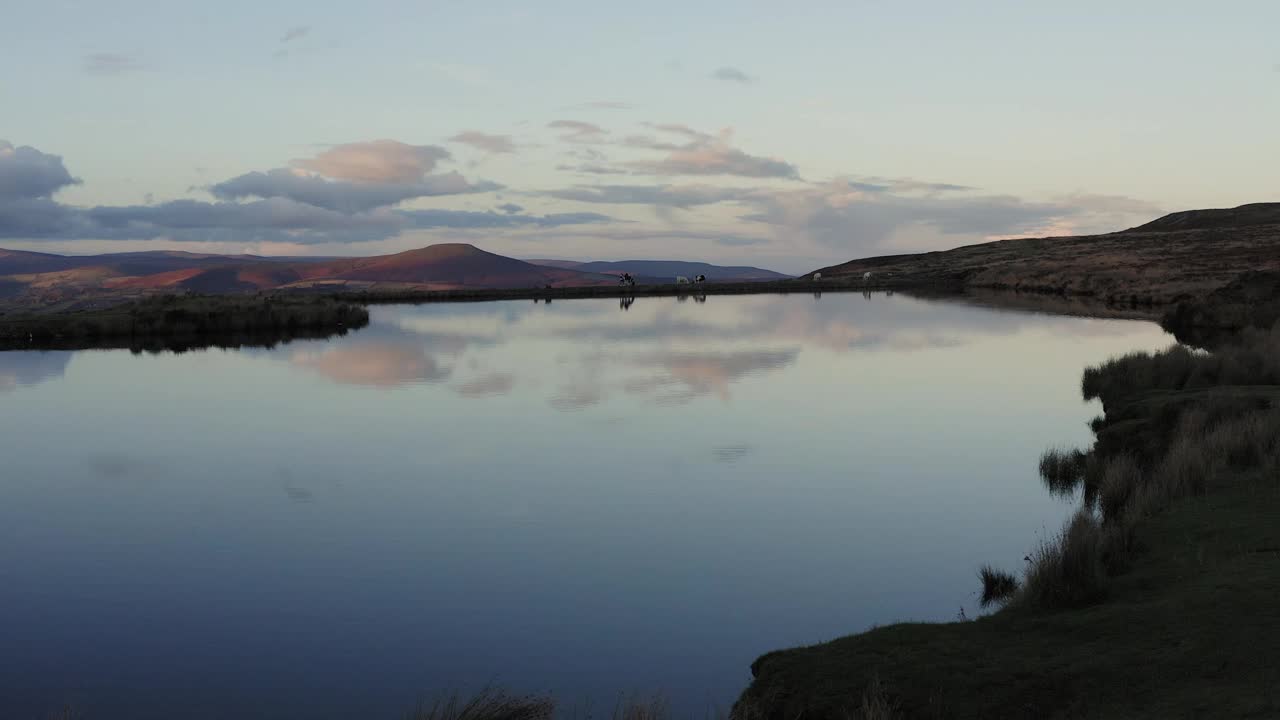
[{"x1": 0, "y1": 293, "x2": 1172, "y2": 719}]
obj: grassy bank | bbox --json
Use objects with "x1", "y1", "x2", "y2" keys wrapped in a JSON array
[
  {"x1": 737, "y1": 326, "x2": 1280, "y2": 719},
  {"x1": 0, "y1": 293, "x2": 368, "y2": 351},
  {"x1": 812, "y1": 208, "x2": 1280, "y2": 306}
]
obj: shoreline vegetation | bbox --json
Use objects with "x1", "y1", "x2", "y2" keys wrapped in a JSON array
[
  {"x1": 736, "y1": 324, "x2": 1280, "y2": 718},
  {"x1": 0, "y1": 277, "x2": 1170, "y2": 354},
  {"x1": 0, "y1": 294, "x2": 368, "y2": 352}
]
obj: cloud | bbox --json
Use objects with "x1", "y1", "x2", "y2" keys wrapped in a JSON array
[
  {"x1": 210, "y1": 168, "x2": 496, "y2": 212},
  {"x1": 546, "y1": 183, "x2": 748, "y2": 208},
  {"x1": 735, "y1": 180, "x2": 1163, "y2": 251},
  {"x1": 274, "y1": 26, "x2": 318, "y2": 59},
  {"x1": 0, "y1": 197, "x2": 88, "y2": 238},
  {"x1": 0, "y1": 142, "x2": 84, "y2": 239},
  {"x1": 714, "y1": 235, "x2": 770, "y2": 246},
  {"x1": 0, "y1": 138, "x2": 1161, "y2": 265},
  {"x1": 291, "y1": 341, "x2": 451, "y2": 387},
  {"x1": 1053, "y1": 193, "x2": 1164, "y2": 217},
  {"x1": 626, "y1": 349, "x2": 798, "y2": 402},
  {"x1": 555, "y1": 163, "x2": 631, "y2": 175},
  {"x1": 5, "y1": 200, "x2": 606, "y2": 244},
  {"x1": 548, "y1": 120, "x2": 608, "y2": 143},
  {"x1": 546, "y1": 122, "x2": 796, "y2": 179},
  {"x1": 0, "y1": 139, "x2": 612, "y2": 244},
  {"x1": 449, "y1": 131, "x2": 517, "y2": 154},
  {"x1": 555, "y1": 146, "x2": 627, "y2": 175},
  {"x1": 281, "y1": 25, "x2": 311, "y2": 43},
  {"x1": 515, "y1": 225, "x2": 773, "y2": 249},
  {"x1": 83, "y1": 53, "x2": 145, "y2": 76},
  {"x1": 847, "y1": 177, "x2": 975, "y2": 194},
  {"x1": 0, "y1": 141, "x2": 81, "y2": 200},
  {"x1": 81, "y1": 197, "x2": 404, "y2": 243},
  {"x1": 641, "y1": 123, "x2": 708, "y2": 142},
  {"x1": 712, "y1": 66, "x2": 755, "y2": 84},
  {"x1": 293, "y1": 140, "x2": 452, "y2": 183},
  {"x1": 627, "y1": 126, "x2": 798, "y2": 179},
  {"x1": 401, "y1": 209, "x2": 614, "y2": 229}
]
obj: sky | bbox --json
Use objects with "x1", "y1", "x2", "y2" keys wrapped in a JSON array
[{"x1": 1, "y1": 0, "x2": 1277, "y2": 274}]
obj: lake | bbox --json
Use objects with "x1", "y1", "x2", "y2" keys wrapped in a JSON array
[{"x1": 0, "y1": 292, "x2": 1173, "y2": 719}]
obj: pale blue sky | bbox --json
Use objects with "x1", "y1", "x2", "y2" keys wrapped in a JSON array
[{"x1": 2, "y1": 0, "x2": 1277, "y2": 273}]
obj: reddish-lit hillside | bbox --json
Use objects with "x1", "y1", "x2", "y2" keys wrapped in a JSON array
[
  {"x1": 0, "y1": 243, "x2": 615, "y2": 305},
  {"x1": 290, "y1": 244, "x2": 611, "y2": 289}
]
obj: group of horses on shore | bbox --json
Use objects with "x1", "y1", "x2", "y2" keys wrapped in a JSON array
[{"x1": 616, "y1": 273, "x2": 706, "y2": 286}]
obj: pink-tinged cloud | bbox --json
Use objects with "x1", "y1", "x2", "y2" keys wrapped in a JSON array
[
  {"x1": 291, "y1": 342, "x2": 451, "y2": 387},
  {"x1": 211, "y1": 168, "x2": 495, "y2": 212},
  {"x1": 548, "y1": 122, "x2": 795, "y2": 178},
  {"x1": 628, "y1": 127, "x2": 798, "y2": 179},
  {"x1": 293, "y1": 140, "x2": 452, "y2": 183}
]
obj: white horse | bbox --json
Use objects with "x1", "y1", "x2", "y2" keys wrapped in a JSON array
[
  {"x1": 676, "y1": 276, "x2": 690, "y2": 285},
  {"x1": 812, "y1": 272, "x2": 822, "y2": 281},
  {"x1": 863, "y1": 271, "x2": 873, "y2": 282}
]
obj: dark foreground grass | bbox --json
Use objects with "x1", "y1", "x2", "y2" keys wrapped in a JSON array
[
  {"x1": 405, "y1": 688, "x2": 554, "y2": 720},
  {"x1": 741, "y1": 474, "x2": 1280, "y2": 719},
  {"x1": 740, "y1": 326, "x2": 1280, "y2": 719}
]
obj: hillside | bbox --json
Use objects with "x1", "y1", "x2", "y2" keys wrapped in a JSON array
[
  {"x1": 523, "y1": 258, "x2": 585, "y2": 270},
  {"x1": 0, "y1": 244, "x2": 616, "y2": 307},
  {"x1": 557, "y1": 260, "x2": 791, "y2": 282},
  {"x1": 1127, "y1": 202, "x2": 1280, "y2": 233},
  {"x1": 288, "y1": 244, "x2": 607, "y2": 289},
  {"x1": 811, "y1": 203, "x2": 1280, "y2": 304}
]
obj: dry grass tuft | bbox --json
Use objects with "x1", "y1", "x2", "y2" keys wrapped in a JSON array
[
  {"x1": 1016, "y1": 510, "x2": 1108, "y2": 611},
  {"x1": 407, "y1": 688, "x2": 555, "y2": 720},
  {"x1": 854, "y1": 674, "x2": 896, "y2": 720},
  {"x1": 610, "y1": 693, "x2": 669, "y2": 720},
  {"x1": 1096, "y1": 454, "x2": 1143, "y2": 523},
  {"x1": 1083, "y1": 325, "x2": 1280, "y2": 409},
  {"x1": 978, "y1": 565, "x2": 1019, "y2": 608},
  {"x1": 1039, "y1": 448, "x2": 1088, "y2": 497}
]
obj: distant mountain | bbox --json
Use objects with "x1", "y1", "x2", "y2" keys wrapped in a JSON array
[
  {"x1": 523, "y1": 259, "x2": 585, "y2": 270},
  {"x1": 0, "y1": 243, "x2": 617, "y2": 304},
  {"x1": 0, "y1": 248, "x2": 82, "y2": 275},
  {"x1": 284, "y1": 244, "x2": 611, "y2": 289},
  {"x1": 0, "y1": 244, "x2": 798, "y2": 308},
  {"x1": 527, "y1": 259, "x2": 791, "y2": 282}
]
